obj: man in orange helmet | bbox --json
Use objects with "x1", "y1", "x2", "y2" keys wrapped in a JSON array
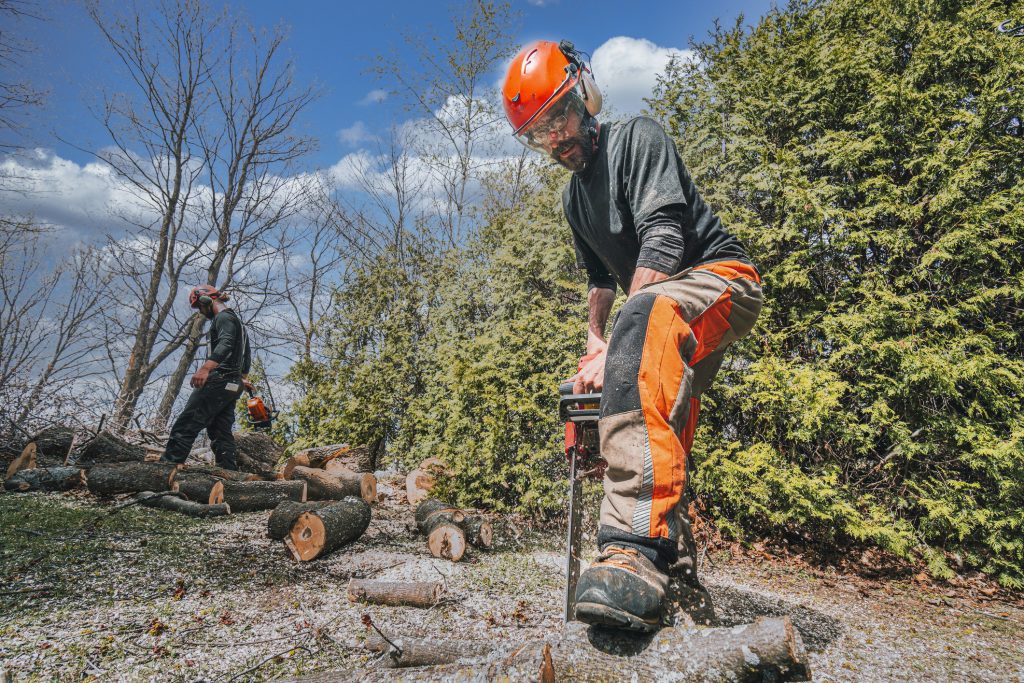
[
  {"x1": 503, "y1": 41, "x2": 763, "y2": 631},
  {"x1": 160, "y1": 285, "x2": 252, "y2": 470}
]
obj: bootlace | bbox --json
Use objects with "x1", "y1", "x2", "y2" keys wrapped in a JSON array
[{"x1": 595, "y1": 546, "x2": 641, "y2": 573}]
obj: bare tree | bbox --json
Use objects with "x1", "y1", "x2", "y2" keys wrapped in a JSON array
[
  {"x1": 374, "y1": 1, "x2": 518, "y2": 246},
  {"x1": 0, "y1": 221, "x2": 109, "y2": 435},
  {"x1": 0, "y1": 0, "x2": 45, "y2": 150},
  {"x1": 151, "y1": 21, "x2": 317, "y2": 428},
  {"x1": 86, "y1": 0, "x2": 219, "y2": 431}
]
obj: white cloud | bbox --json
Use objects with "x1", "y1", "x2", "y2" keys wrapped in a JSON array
[
  {"x1": 358, "y1": 89, "x2": 388, "y2": 105},
  {"x1": 337, "y1": 121, "x2": 377, "y2": 147},
  {"x1": 527, "y1": 0, "x2": 557, "y2": 5},
  {"x1": 590, "y1": 36, "x2": 693, "y2": 118}
]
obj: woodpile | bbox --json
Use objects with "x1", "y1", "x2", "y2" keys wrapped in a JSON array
[
  {"x1": 415, "y1": 498, "x2": 493, "y2": 562},
  {"x1": 282, "y1": 497, "x2": 371, "y2": 561}
]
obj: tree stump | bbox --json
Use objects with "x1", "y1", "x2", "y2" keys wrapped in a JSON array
[
  {"x1": 222, "y1": 479, "x2": 306, "y2": 512},
  {"x1": 290, "y1": 465, "x2": 376, "y2": 502},
  {"x1": 286, "y1": 497, "x2": 371, "y2": 561},
  {"x1": 268, "y1": 501, "x2": 332, "y2": 540},
  {"x1": 174, "y1": 472, "x2": 225, "y2": 505},
  {"x1": 4, "y1": 466, "x2": 83, "y2": 493},
  {"x1": 415, "y1": 498, "x2": 492, "y2": 556},
  {"x1": 347, "y1": 580, "x2": 443, "y2": 608},
  {"x1": 136, "y1": 491, "x2": 231, "y2": 518},
  {"x1": 85, "y1": 462, "x2": 177, "y2": 496}
]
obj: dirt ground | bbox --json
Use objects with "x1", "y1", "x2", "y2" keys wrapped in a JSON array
[{"x1": 1, "y1": 483, "x2": 1022, "y2": 682}]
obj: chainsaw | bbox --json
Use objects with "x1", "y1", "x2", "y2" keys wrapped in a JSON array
[
  {"x1": 558, "y1": 380, "x2": 606, "y2": 623},
  {"x1": 246, "y1": 381, "x2": 278, "y2": 432}
]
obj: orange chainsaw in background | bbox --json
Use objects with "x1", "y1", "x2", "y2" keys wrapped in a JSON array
[{"x1": 246, "y1": 382, "x2": 278, "y2": 432}]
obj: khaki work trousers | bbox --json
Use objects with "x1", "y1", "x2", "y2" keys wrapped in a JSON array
[{"x1": 598, "y1": 260, "x2": 762, "y2": 561}]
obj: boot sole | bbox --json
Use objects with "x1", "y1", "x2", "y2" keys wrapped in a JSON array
[{"x1": 574, "y1": 601, "x2": 660, "y2": 633}]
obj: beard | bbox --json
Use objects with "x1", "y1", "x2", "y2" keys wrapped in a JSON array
[{"x1": 549, "y1": 128, "x2": 597, "y2": 173}]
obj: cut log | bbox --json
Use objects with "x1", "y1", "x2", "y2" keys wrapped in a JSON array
[
  {"x1": 415, "y1": 498, "x2": 493, "y2": 552},
  {"x1": 85, "y1": 462, "x2": 178, "y2": 496},
  {"x1": 287, "y1": 441, "x2": 380, "y2": 474},
  {"x1": 290, "y1": 465, "x2": 376, "y2": 503},
  {"x1": 178, "y1": 465, "x2": 263, "y2": 482},
  {"x1": 405, "y1": 468, "x2": 434, "y2": 505},
  {"x1": 33, "y1": 426, "x2": 76, "y2": 466},
  {"x1": 363, "y1": 634, "x2": 494, "y2": 668},
  {"x1": 425, "y1": 522, "x2": 465, "y2": 562},
  {"x1": 283, "y1": 617, "x2": 809, "y2": 683},
  {"x1": 5, "y1": 442, "x2": 37, "y2": 480},
  {"x1": 347, "y1": 580, "x2": 443, "y2": 608},
  {"x1": 268, "y1": 501, "x2": 332, "y2": 540},
  {"x1": 462, "y1": 514, "x2": 493, "y2": 549},
  {"x1": 4, "y1": 466, "x2": 83, "y2": 493},
  {"x1": 174, "y1": 473, "x2": 225, "y2": 505},
  {"x1": 222, "y1": 479, "x2": 306, "y2": 512},
  {"x1": 136, "y1": 491, "x2": 231, "y2": 518},
  {"x1": 75, "y1": 431, "x2": 145, "y2": 466},
  {"x1": 287, "y1": 497, "x2": 371, "y2": 561},
  {"x1": 233, "y1": 431, "x2": 283, "y2": 479}
]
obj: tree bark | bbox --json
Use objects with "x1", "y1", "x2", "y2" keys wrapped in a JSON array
[
  {"x1": 362, "y1": 633, "x2": 493, "y2": 668},
  {"x1": 136, "y1": 490, "x2": 231, "y2": 517},
  {"x1": 85, "y1": 462, "x2": 178, "y2": 496},
  {"x1": 179, "y1": 465, "x2": 262, "y2": 481},
  {"x1": 4, "y1": 466, "x2": 83, "y2": 492},
  {"x1": 4, "y1": 442, "x2": 36, "y2": 479},
  {"x1": 234, "y1": 431, "x2": 284, "y2": 479},
  {"x1": 286, "y1": 498, "x2": 371, "y2": 561},
  {"x1": 221, "y1": 479, "x2": 306, "y2": 512},
  {"x1": 347, "y1": 580, "x2": 443, "y2": 608},
  {"x1": 174, "y1": 472, "x2": 225, "y2": 505},
  {"x1": 283, "y1": 617, "x2": 809, "y2": 683},
  {"x1": 33, "y1": 426, "x2": 76, "y2": 466},
  {"x1": 75, "y1": 431, "x2": 145, "y2": 467},
  {"x1": 268, "y1": 501, "x2": 331, "y2": 540},
  {"x1": 291, "y1": 465, "x2": 376, "y2": 502}
]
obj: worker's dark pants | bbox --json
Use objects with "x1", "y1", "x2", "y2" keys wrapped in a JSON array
[{"x1": 161, "y1": 374, "x2": 244, "y2": 470}]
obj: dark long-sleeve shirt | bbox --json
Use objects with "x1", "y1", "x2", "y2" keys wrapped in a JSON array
[
  {"x1": 208, "y1": 309, "x2": 251, "y2": 377},
  {"x1": 562, "y1": 116, "x2": 750, "y2": 293}
]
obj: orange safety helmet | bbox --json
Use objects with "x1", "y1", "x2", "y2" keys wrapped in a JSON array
[
  {"x1": 188, "y1": 284, "x2": 221, "y2": 309},
  {"x1": 502, "y1": 40, "x2": 602, "y2": 151}
]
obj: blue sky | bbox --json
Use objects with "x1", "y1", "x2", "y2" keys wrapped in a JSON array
[{"x1": 16, "y1": 0, "x2": 776, "y2": 171}]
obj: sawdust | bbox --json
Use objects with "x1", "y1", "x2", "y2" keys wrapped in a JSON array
[{"x1": 1, "y1": 488, "x2": 1022, "y2": 682}]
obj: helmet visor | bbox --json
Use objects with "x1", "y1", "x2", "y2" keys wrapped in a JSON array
[{"x1": 514, "y1": 86, "x2": 588, "y2": 154}]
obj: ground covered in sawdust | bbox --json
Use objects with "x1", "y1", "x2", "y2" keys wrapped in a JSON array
[{"x1": 1, "y1": 482, "x2": 1022, "y2": 682}]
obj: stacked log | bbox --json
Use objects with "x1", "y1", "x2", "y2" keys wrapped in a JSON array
[
  {"x1": 85, "y1": 462, "x2": 178, "y2": 496},
  {"x1": 415, "y1": 498, "x2": 493, "y2": 561},
  {"x1": 174, "y1": 472, "x2": 226, "y2": 505},
  {"x1": 233, "y1": 431, "x2": 283, "y2": 479},
  {"x1": 222, "y1": 479, "x2": 306, "y2": 512},
  {"x1": 4, "y1": 466, "x2": 84, "y2": 493},
  {"x1": 136, "y1": 491, "x2": 231, "y2": 518},
  {"x1": 75, "y1": 431, "x2": 146, "y2": 467},
  {"x1": 285, "y1": 497, "x2": 371, "y2": 561},
  {"x1": 280, "y1": 445, "x2": 345, "y2": 479},
  {"x1": 290, "y1": 465, "x2": 376, "y2": 503},
  {"x1": 268, "y1": 501, "x2": 332, "y2": 540}
]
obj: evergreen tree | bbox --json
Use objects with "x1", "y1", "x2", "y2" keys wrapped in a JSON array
[{"x1": 648, "y1": 0, "x2": 1024, "y2": 585}]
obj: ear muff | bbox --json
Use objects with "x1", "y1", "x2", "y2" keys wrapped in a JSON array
[{"x1": 558, "y1": 40, "x2": 602, "y2": 117}]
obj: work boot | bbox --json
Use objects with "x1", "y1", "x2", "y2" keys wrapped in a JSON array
[{"x1": 574, "y1": 545, "x2": 668, "y2": 632}]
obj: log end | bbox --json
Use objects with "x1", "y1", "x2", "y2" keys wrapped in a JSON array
[
  {"x1": 210, "y1": 480, "x2": 225, "y2": 505},
  {"x1": 476, "y1": 521, "x2": 493, "y2": 549},
  {"x1": 290, "y1": 511, "x2": 327, "y2": 561},
  {"x1": 427, "y1": 523, "x2": 465, "y2": 562},
  {"x1": 360, "y1": 473, "x2": 377, "y2": 504}
]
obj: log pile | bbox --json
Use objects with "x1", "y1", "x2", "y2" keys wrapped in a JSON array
[
  {"x1": 414, "y1": 498, "x2": 493, "y2": 562},
  {"x1": 276, "y1": 444, "x2": 378, "y2": 504}
]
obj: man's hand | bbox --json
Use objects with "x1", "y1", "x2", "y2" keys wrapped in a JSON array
[
  {"x1": 242, "y1": 378, "x2": 254, "y2": 393},
  {"x1": 190, "y1": 367, "x2": 210, "y2": 389},
  {"x1": 572, "y1": 348, "x2": 606, "y2": 394}
]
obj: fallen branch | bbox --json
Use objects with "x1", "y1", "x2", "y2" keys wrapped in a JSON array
[{"x1": 136, "y1": 491, "x2": 231, "y2": 518}]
